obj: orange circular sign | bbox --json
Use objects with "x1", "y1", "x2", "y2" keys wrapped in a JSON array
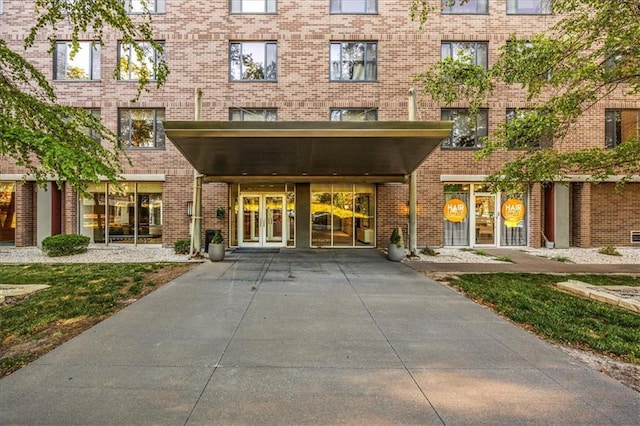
[
  {"x1": 443, "y1": 198, "x2": 467, "y2": 223},
  {"x1": 501, "y1": 199, "x2": 525, "y2": 227}
]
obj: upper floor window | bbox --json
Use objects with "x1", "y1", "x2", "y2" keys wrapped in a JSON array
[
  {"x1": 441, "y1": 0, "x2": 488, "y2": 14},
  {"x1": 441, "y1": 41, "x2": 488, "y2": 70},
  {"x1": 84, "y1": 109, "x2": 102, "y2": 141},
  {"x1": 54, "y1": 41, "x2": 100, "y2": 81},
  {"x1": 118, "y1": 109, "x2": 165, "y2": 149},
  {"x1": 230, "y1": 42, "x2": 277, "y2": 81},
  {"x1": 330, "y1": 108, "x2": 378, "y2": 121},
  {"x1": 507, "y1": 0, "x2": 551, "y2": 14},
  {"x1": 125, "y1": 0, "x2": 166, "y2": 13},
  {"x1": 605, "y1": 109, "x2": 639, "y2": 149},
  {"x1": 441, "y1": 108, "x2": 488, "y2": 149},
  {"x1": 505, "y1": 108, "x2": 552, "y2": 149},
  {"x1": 330, "y1": 0, "x2": 377, "y2": 14},
  {"x1": 229, "y1": 108, "x2": 277, "y2": 121},
  {"x1": 118, "y1": 41, "x2": 164, "y2": 81},
  {"x1": 230, "y1": 0, "x2": 276, "y2": 13},
  {"x1": 330, "y1": 42, "x2": 377, "y2": 81}
]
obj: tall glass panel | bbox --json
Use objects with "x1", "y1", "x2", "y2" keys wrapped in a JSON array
[
  {"x1": 0, "y1": 182, "x2": 16, "y2": 246},
  {"x1": 242, "y1": 196, "x2": 260, "y2": 243},
  {"x1": 108, "y1": 183, "x2": 135, "y2": 244},
  {"x1": 311, "y1": 184, "x2": 332, "y2": 247},
  {"x1": 332, "y1": 184, "x2": 354, "y2": 246},
  {"x1": 79, "y1": 183, "x2": 107, "y2": 243},
  {"x1": 137, "y1": 183, "x2": 162, "y2": 244},
  {"x1": 443, "y1": 184, "x2": 470, "y2": 246},
  {"x1": 265, "y1": 195, "x2": 284, "y2": 243},
  {"x1": 355, "y1": 184, "x2": 375, "y2": 246},
  {"x1": 230, "y1": 184, "x2": 239, "y2": 247},
  {"x1": 475, "y1": 194, "x2": 495, "y2": 245},
  {"x1": 500, "y1": 194, "x2": 528, "y2": 246},
  {"x1": 286, "y1": 185, "x2": 295, "y2": 247}
]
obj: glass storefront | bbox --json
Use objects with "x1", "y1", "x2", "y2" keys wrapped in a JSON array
[
  {"x1": 443, "y1": 183, "x2": 527, "y2": 247},
  {"x1": 80, "y1": 182, "x2": 163, "y2": 244},
  {"x1": 0, "y1": 182, "x2": 16, "y2": 246},
  {"x1": 311, "y1": 183, "x2": 375, "y2": 247}
]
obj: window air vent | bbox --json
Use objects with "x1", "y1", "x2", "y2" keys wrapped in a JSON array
[{"x1": 631, "y1": 231, "x2": 640, "y2": 244}]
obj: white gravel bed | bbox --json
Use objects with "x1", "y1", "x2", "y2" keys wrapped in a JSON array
[
  {"x1": 413, "y1": 247, "x2": 640, "y2": 264},
  {"x1": 0, "y1": 246, "x2": 197, "y2": 264}
]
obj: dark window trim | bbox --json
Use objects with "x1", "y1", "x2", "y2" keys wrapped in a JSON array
[
  {"x1": 329, "y1": 41, "x2": 378, "y2": 82},
  {"x1": 329, "y1": 0, "x2": 378, "y2": 14},
  {"x1": 229, "y1": 0, "x2": 278, "y2": 14},
  {"x1": 506, "y1": 0, "x2": 552, "y2": 15},
  {"x1": 117, "y1": 108, "x2": 166, "y2": 150},
  {"x1": 441, "y1": 0, "x2": 488, "y2": 15},
  {"x1": 229, "y1": 108, "x2": 278, "y2": 121},
  {"x1": 53, "y1": 41, "x2": 101, "y2": 81},
  {"x1": 229, "y1": 41, "x2": 278, "y2": 82},
  {"x1": 117, "y1": 40, "x2": 164, "y2": 81},
  {"x1": 440, "y1": 108, "x2": 489, "y2": 150}
]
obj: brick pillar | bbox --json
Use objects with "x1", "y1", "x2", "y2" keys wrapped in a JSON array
[
  {"x1": 15, "y1": 182, "x2": 36, "y2": 247},
  {"x1": 529, "y1": 183, "x2": 542, "y2": 248}
]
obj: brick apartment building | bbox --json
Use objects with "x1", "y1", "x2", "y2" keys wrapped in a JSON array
[{"x1": 1, "y1": 0, "x2": 639, "y2": 250}]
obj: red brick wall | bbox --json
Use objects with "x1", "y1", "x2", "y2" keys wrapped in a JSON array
[
  {"x1": 1, "y1": 0, "x2": 638, "y2": 247},
  {"x1": 590, "y1": 183, "x2": 640, "y2": 247}
]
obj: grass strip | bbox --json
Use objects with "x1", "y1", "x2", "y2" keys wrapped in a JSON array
[{"x1": 449, "y1": 273, "x2": 640, "y2": 364}]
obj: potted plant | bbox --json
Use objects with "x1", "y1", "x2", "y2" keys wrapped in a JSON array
[
  {"x1": 208, "y1": 230, "x2": 225, "y2": 262},
  {"x1": 387, "y1": 227, "x2": 405, "y2": 261}
]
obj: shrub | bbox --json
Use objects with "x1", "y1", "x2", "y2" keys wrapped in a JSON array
[
  {"x1": 421, "y1": 247, "x2": 439, "y2": 256},
  {"x1": 173, "y1": 239, "x2": 190, "y2": 254},
  {"x1": 389, "y1": 228, "x2": 403, "y2": 248},
  {"x1": 41, "y1": 234, "x2": 90, "y2": 257},
  {"x1": 598, "y1": 245, "x2": 622, "y2": 256},
  {"x1": 212, "y1": 230, "x2": 224, "y2": 244}
]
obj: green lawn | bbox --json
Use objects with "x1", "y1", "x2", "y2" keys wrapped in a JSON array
[
  {"x1": 449, "y1": 273, "x2": 640, "y2": 364},
  {"x1": 0, "y1": 263, "x2": 195, "y2": 376}
]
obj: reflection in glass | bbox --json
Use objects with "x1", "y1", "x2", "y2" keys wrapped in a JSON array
[
  {"x1": 80, "y1": 183, "x2": 107, "y2": 243},
  {"x1": 0, "y1": 182, "x2": 16, "y2": 246},
  {"x1": 475, "y1": 194, "x2": 495, "y2": 245}
]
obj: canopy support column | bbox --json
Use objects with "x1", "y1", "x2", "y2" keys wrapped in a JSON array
[
  {"x1": 189, "y1": 88, "x2": 204, "y2": 258},
  {"x1": 408, "y1": 88, "x2": 418, "y2": 256}
]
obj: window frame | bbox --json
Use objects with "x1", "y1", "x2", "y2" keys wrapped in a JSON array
[
  {"x1": 117, "y1": 41, "x2": 164, "y2": 81},
  {"x1": 329, "y1": 108, "x2": 378, "y2": 121},
  {"x1": 329, "y1": 41, "x2": 378, "y2": 82},
  {"x1": 229, "y1": 41, "x2": 278, "y2": 82},
  {"x1": 506, "y1": 0, "x2": 552, "y2": 15},
  {"x1": 229, "y1": 108, "x2": 278, "y2": 121},
  {"x1": 329, "y1": 0, "x2": 377, "y2": 14},
  {"x1": 505, "y1": 108, "x2": 552, "y2": 150},
  {"x1": 230, "y1": 0, "x2": 277, "y2": 14},
  {"x1": 605, "y1": 109, "x2": 639, "y2": 149},
  {"x1": 441, "y1": 108, "x2": 489, "y2": 149},
  {"x1": 118, "y1": 108, "x2": 166, "y2": 149},
  {"x1": 441, "y1": 0, "x2": 488, "y2": 15},
  {"x1": 53, "y1": 41, "x2": 101, "y2": 81},
  {"x1": 124, "y1": 0, "x2": 166, "y2": 14},
  {"x1": 441, "y1": 41, "x2": 489, "y2": 71}
]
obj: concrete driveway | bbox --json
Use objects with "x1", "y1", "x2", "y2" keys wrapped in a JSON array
[{"x1": 1, "y1": 249, "x2": 638, "y2": 425}]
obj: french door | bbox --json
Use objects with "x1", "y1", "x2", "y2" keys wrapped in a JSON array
[{"x1": 239, "y1": 194, "x2": 286, "y2": 247}]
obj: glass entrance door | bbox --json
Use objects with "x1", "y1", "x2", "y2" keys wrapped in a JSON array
[
  {"x1": 474, "y1": 193, "x2": 495, "y2": 245},
  {"x1": 239, "y1": 194, "x2": 285, "y2": 247}
]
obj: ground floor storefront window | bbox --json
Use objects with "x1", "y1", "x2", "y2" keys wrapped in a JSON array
[
  {"x1": 79, "y1": 182, "x2": 163, "y2": 244},
  {"x1": 443, "y1": 184, "x2": 527, "y2": 247},
  {"x1": 0, "y1": 182, "x2": 16, "y2": 246},
  {"x1": 311, "y1": 184, "x2": 375, "y2": 248}
]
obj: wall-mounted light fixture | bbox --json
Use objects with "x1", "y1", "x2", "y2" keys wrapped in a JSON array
[{"x1": 187, "y1": 201, "x2": 193, "y2": 217}]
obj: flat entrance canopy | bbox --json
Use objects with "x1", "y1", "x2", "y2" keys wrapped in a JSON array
[{"x1": 164, "y1": 121, "x2": 453, "y2": 183}]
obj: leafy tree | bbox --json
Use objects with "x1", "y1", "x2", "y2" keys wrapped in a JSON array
[
  {"x1": 411, "y1": 0, "x2": 640, "y2": 193},
  {"x1": 0, "y1": 0, "x2": 168, "y2": 194}
]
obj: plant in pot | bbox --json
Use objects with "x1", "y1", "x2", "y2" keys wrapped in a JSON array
[
  {"x1": 208, "y1": 230, "x2": 225, "y2": 262},
  {"x1": 387, "y1": 227, "x2": 405, "y2": 262}
]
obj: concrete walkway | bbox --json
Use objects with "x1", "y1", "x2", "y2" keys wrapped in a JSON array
[{"x1": 1, "y1": 249, "x2": 638, "y2": 425}]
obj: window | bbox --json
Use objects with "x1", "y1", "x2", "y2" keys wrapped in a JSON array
[
  {"x1": 605, "y1": 109, "x2": 639, "y2": 149},
  {"x1": 54, "y1": 41, "x2": 100, "y2": 80},
  {"x1": 330, "y1": 42, "x2": 377, "y2": 81},
  {"x1": 504, "y1": 41, "x2": 552, "y2": 82},
  {"x1": 84, "y1": 109, "x2": 101, "y2": 141},
  {"x1": 229, "y1": 42, "x2": 277, "y2": 81},
  {"x1": 118, "y1": 109, "x2": 165, "y2": 149},
  {"x1": 441, "y1": 109, "x2": 488, "y2": 148},
  {"x1": 441, "y1": 41, "x2": 488, "y2": 70},
  {"x1": 230, "y1": 108, "x2": 277, "y2": 121},
  {"x1": 125, "y1": 0, "x2": 166, "y2": 13},
  {"x1": 507, "y1": 0, "x2": 551, "y2": 14},
  {"x1": 441, "y1": 0, "x2": 487, "y2": 14},
  {"x1": 330, "y1": 108, "x2": 377, "y2": 121},
  {"x1": 330, "y1": 0, "x2": 377, "y2": 14},
  {"x1": 505, "y1": 108, "x2": 552, "y2": 149},
  {"x1": 118, "y1": 41, "x2": 164, "y2": 81},
  {"x1": 230, "y1": 0, "x2": 276, "y2": 13}
]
